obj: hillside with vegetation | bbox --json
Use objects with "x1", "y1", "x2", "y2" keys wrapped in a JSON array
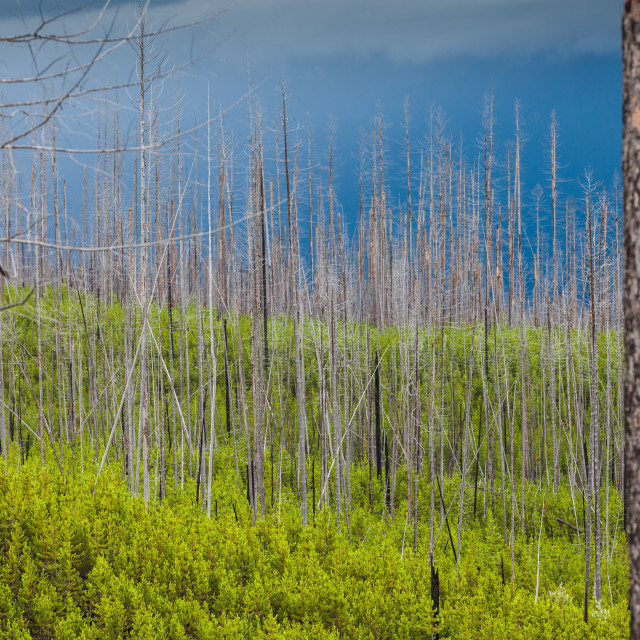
[
  {"x1": 0, "y1": 294, "x2": 630, "y2": 639},
  {"x1": 0, "y1": 101, "x2": 627, "y2": 637},
  {"x1": 0, "y1": 4, "x2": 628, "y2": 639}
]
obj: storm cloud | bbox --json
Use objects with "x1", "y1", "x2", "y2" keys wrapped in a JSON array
[
  {"x1": 157, "y1": 0, "x2": 620, "y2": 65},
  {"x1": 2, "y1": 0, "x2": 619, "y2": 64}
]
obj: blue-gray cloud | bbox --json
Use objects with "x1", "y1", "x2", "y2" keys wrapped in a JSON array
[
  {"x1": 154, "y1": 0, "x2": 621, "y2": 66},
  {"x1": 1, "y1": 0, "x2": 620, "y2": 72}
]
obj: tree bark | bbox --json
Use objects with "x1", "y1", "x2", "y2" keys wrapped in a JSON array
[{"x1": 624, "y1": 2, "x2": 640, "y2": 637}]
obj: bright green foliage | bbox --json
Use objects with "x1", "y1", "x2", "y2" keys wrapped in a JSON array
[
  {"x1": 0, "y1": 286, "x2": 629, "y2": 637},
  {"x1": 0, "y1": 459, "x2": 629, "y2": 639}
]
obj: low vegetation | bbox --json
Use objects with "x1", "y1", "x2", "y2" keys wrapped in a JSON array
[{"x1": 0, "y1": 4, "x2": 625, "y2": 638}]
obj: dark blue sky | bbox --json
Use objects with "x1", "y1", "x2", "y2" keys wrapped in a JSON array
[
  {"x1": 161, "y1": 0, "x2": 621, "y2": 230},
  {"x1": 0, "y1": 0, "x2": 622, "y2": 244}
]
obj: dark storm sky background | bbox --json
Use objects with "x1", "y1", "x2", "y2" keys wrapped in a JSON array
[{"x1": 0, "y1": 0, "x2": 623, "y2": 245}]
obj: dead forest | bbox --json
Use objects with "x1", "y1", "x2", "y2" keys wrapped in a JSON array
[
  {"x1": 0, "y1": 2, "x2": 631, "y2": 637},
  {"x1": 0, "y1": 77, "x2": 624, "y2": 609}
]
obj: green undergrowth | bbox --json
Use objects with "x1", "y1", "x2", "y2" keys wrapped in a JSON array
[
  {"x1": 1, "y1": 283, "x2": 624, "y2": 484},
  {"x1": 0, "y1": 285, "x2": 629, "y2": 638},
  {"x1": 0, "y1": 454, "x2": 629, "y2": 639}
]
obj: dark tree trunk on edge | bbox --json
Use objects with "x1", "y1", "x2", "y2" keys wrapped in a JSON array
[{"x1": 623, "y1": 3, "x2": 640, "y2": 636}]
